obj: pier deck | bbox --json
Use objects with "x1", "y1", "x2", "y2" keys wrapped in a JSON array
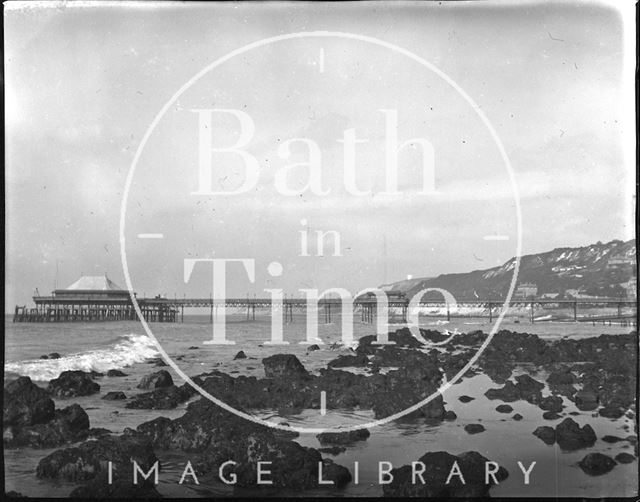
[{"x1": 13, "y1": 295, "x2": 638, "y2": 326}]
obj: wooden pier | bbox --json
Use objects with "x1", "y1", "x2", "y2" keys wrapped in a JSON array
[
  {"x1": 12, "y1": 274, "x2": 181, "y2": 324},
  {"x1": 13, "y1": 293, "x2": 637, "y2": 326},
  {"x1": 13, "y1": 297, "x2": 178, "y2": 323}
]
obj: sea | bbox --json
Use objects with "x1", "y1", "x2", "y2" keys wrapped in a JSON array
[{"x1": 3, "y1": 313, "x2": 638, "y2": 498}]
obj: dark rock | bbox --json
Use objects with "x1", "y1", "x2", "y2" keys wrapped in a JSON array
[
  {"x1": 317, "y1": 429, "x2": 370, "y2": 445},
  {"x1": 550, "y1": 384, "x2": 577, "y2": 400},
  {"x1": 468, "y1": 332, "x2": 634, "y2": 425},
  {"x1": 307, "y1": 344, "x2": 321, "y2": 352},
  {"x1": 198, "y1": 355, "x2": 443, "y2": 421},
  {"x1": 555, "y1": 418, "x2": 596, "y2": 451},
  {"x1": 367, "y1": 346, "x2": 416, "y2": 367},
  {"x1": 512, "y1": 413, "x2": 523, "y2": 421},
  {"x1": 48, "y1": 353, "x2": 62, "y2": 359},
  {"x1": 318, "y1": 446, "x2": 347, "y2": 455},
  {"x1": 599, "y1": 406, "x2": 625, "y2": 419},
  {"x1": 106, "y1": 369, "x2": 127, "y2": 377},
  {"x1": 601, "y1": 435, "x2": 624, "y2": 443},
  {"x1": 147, "y1": 357, "x2": 167, "y2": 367},
  {"x1": 444, "y1": 410, "x2": 457, "y2": 420},
  {"x1": 47, "y1": 371, "x2": 100, "y2": 398},
  {"x1": 262, "y1": 354, "x2": 309, "y2": 379},
  {"x1": 368, "y1": 362, "x2": 381, "y2": 374},
  {"x1": 547, "y1": 367, "x2": 575, "y2": 386},
  {"x1": 458, "y1": 395, "x2": 475, "y2": 403},
  {"x1": 514, "y1": 374, "x2": 545, "y2": 396},
  {"x1": 464, "y1": 424, "x2": 485, "y2": 435},
  {"x1": 137, "y1": 370, "x2": 173, "y2": 389},
  {"x1": 477, "y1": 334, "x2": 637, "y2": 407},
  {"x1": 614, "y1": 452, "x2": 635, "y2": 464},
  {"x1": 102, "y1": 392, "x2": 127, "y2": 401},
  {"x1": 439, "y1": 349, "x2": 479, "y2": 381},
  {"x1": 542, "y1": 411, "x2": 561, "y2": 420},
  {"x1": 272, "y1": 422, "x2": 299, "y2": 441},
  {"x1": 188, "y1": 346, "x2": 199, "y2": 350},
  {"x1": 370, "y1": 351, "x2": 445, "y2": 420},
  {"x1": 485, "y1": 374, "x2": 544, "y2": 404},
  {"x1": 383, "y1": 450, "x2": 508, "y2": 497},
  {"x1": 133, "y1": 399, "x2": 343, "y2": 492},
  {"x1": 485, "y1": 381, "x2": 519, "y2": 402},
  {"x1": 126, "y1": 384, "x2": 194, "y2": 410},
  {"x1": 40, "y1": 355, "x2": 49, "y2": 359},
  {"x1": 89, "y1": 371, "x2": 104, "y2": 378},
  {"x1": 233, "y1": 350, "x2": 247, "y2": 360},
  {"x1": 4, "y1": 377, "x2": 55, "y2": 427},
  {"x1": 539, "y1": 395, "x2": 564, "y2": 413},
  {"x1": 4, "y1": 403, "x2": 90, "y2": 449},
  {"x1": 171, "y1": 350, "x2": 445, "y2": 423},
  {"x1": 356, "y1": 328, "x2": 429, "y2": 354},
  {"x1": 88, "y1": 428, "x2": 113, "y2": 438},
  {"x1": 320, "y1": 459, "x2": 352, "y2": 488},
  {"x1": 496, "y1": 404, "x2": 513, "y2": 413},
  {"x1": 445, "y1": 329, "x2": 486, "y2": 347},
  {"x1": 482, "y1": 359, "x2": 514, "y2": 383},
  {"x1": 57, "y1": 403, "x2": 90, "y2": 431},
  {"x1": 478, "y1": 331, "x2": 552, "y2": 382},
  {"x1": 533, "y1": 426, "x2": 555, "y2": 445},
  {"x1": 37, "y1": 434, "x2": 160, "y2": 497},
  {"x1": 328, "y1": 353, "x2": 369, "y2": 368},
  {"x1": 574, "y1": 390, "x2": 599, "y2": 411},
  {"x1": 578, "y1": 452, "x2": 616, "y2": 476}
]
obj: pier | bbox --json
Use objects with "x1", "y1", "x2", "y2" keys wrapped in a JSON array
[
  {"x1": 13, "y1": 293, "x2": 637, "y2": 328},
  {"x1": 14, "y1": 274, "x2": 178, "y2": 323}
]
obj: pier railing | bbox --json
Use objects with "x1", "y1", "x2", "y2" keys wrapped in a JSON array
[{"x1": 13, "y1": 295, "x2": 638, "y2": 326}]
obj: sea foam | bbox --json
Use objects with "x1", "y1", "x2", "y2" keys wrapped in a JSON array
[{"x1": 4, "y1": 333, "x2": 159, "y2": 382}]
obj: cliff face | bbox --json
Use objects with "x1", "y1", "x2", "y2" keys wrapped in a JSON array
[{"x1": 382, "y1": 239, "x2": 636, "y2": 301}]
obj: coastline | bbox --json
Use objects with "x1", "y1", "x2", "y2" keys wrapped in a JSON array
[{"x1": 3, "y1": 320, "x2": 638, "y2": 498}]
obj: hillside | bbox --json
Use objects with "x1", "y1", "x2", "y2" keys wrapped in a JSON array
[{"x1": 382, "y1": 239, "x2": 637, "y2": 301}]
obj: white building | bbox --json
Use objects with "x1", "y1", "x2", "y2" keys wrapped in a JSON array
[{"x1": 515, "y1": 283, "x2": 538, "y2": 299}]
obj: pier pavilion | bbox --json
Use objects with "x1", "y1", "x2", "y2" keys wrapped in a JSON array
[{"x1": 13, "y1": 274, "x2": 176, "y2": 323}]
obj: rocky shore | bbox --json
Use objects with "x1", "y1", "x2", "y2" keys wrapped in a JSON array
[{"x1": 3, "y1": 328, "x2": 637, "y2": 497}]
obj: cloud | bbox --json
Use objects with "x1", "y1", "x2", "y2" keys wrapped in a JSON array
[{"x1": 3, "y1": 2, "x2": 633, "y2": 310}]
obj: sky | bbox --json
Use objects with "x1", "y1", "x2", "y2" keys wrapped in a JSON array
[{"x1": 4, "y1": 0, "x2": 636, "y2": 310}]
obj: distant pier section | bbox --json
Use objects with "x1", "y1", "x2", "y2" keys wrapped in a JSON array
[{"x1": 13, "y1": 274, "x2": 637, "y2": 326}]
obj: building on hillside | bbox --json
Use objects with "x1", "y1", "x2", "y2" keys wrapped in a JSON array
[
  {"x1": 515, "y1": 282, "x2": 538, "y2": 299},
  {"x1": 608, "y1": 255, "x2": 634, "y2": 268},
  {"x1": 625, "y1": 277, "x2": 637, "y2": 299},
  {"x1": 564, "y1": 288, "x2": 601, "y2": 300}
]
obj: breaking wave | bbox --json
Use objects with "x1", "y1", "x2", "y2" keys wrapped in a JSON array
[{"x1": 4, "y1": 333, "x2": 159, "y2": 381}]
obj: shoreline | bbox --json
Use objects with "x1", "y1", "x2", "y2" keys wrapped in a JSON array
[{"x1": 3, "y1": 325, "x2": 638, "y2": 498}]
